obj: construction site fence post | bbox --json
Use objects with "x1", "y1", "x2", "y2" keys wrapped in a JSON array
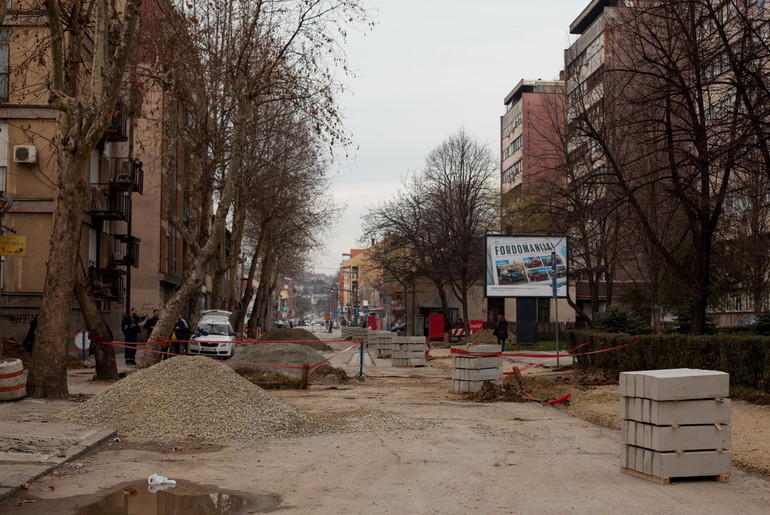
[{"x1": 300, "y1": 363, "x2": 309, "y2": 390}]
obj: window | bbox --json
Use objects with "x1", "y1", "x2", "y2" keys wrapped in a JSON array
[
  {"x1": 502, "y1": 160, "x2": 522, "y2": 183},
  {"x1": 0, "y1": 28, "x2": 8, "y2": 101},
  {"x1": 503, "y1": 135, "x2": 522, "y2": 159}
]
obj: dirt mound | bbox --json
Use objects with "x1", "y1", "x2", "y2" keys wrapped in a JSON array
[
  {"x1": 260, "y1": 328, "x2": 331, "y2": 351},
  {"x1": 229, "y1": 341, "x2": 328, "y2": 377},
  {"x1": 465, "y1": 380, "x2": 526, "y2": 403},
  {"x1": 466, "y1": 329, "x2": 497, "y2": 344},
  {"x1": 57, "y1": 356, "x2": 317, "y2": 439},
  {"x1": 235, "y1": 363, "x2": 349, "y2": 389}
]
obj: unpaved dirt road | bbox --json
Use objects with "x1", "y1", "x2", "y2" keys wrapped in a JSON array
[{"x1": 3, "y1": 345, "x2": 770, "y2": 514}]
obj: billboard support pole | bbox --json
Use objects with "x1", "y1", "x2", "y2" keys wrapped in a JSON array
[{"x1": 552, "y1": 251, "x2": 560, "y2": 368}]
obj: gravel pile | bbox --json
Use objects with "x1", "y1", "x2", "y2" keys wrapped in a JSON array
[
  {"x1": 58, "y1": 356, "x2": 317, "y2": 439},
  {"x1": 57, "y1": 356, "x2": 423, "y2": 439}
]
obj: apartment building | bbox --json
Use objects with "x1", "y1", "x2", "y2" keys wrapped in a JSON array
[
  {"x1": 500, "y1": 79, "x2": 564, "y2": 233},
  {"x1": 0, "y1": 1, "x2": 200, "y2": 340}
]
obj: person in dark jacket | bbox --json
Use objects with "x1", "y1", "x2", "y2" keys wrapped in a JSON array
[
  {"x1": 494, "y1": 316, "x2": 509, "y2": 349},
  {"x1": 173, "y1": 315, "x2": 190, "y2": 355},
  {"x1": 121, "y1": 307, "x2": 141, "y2": 365}
]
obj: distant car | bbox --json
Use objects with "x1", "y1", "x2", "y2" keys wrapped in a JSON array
[
  {"x1": 391, "y1": 323, "x2": 406, "y2": 333},
  {"x1": 501, "y1": 269, "x2": 525, "y2": 283},
  {"x1": 738, "y1": 317, "x2": 757, "y2": 326},
  {"x1": 188, "y1": 310, "x2": 236, "y2": 360},
  {"x1": 526, "y1": 259, "x2": 542, "y2": 268}
]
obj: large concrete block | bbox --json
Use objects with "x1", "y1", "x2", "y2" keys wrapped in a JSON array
[
  {"x1": 451, "y1": 368, "x2": 503, "y2": 382},
  {"x1": 621, "y1": 396, "x2": 731, "y2": 424},
  {"x1": 623, "y1": 421, "x2": 731, "y2": 451},
  {"x1": 635, "y1": 369, "x2": 729, "y2": 401},
  {"x1": 652, "y1": 450, "x2": 733, "y2": 478}
]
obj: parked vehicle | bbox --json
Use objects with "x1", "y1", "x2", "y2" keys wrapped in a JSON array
[{"x1": 188, "y1": 310, "x2": 236, "y2": 360}]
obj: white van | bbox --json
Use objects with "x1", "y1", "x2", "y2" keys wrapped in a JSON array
[{"x1": 188, "y1": 310, "x2": 237, "y2": 359}]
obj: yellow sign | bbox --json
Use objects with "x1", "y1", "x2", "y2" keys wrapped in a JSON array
[{"x1": 0, "y1": 236, "x2": 26, "y2": 256}]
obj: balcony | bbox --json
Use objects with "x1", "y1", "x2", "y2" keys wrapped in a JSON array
[
  {"x1": 108, "y1": 235, "x2": 140, "y2": 268},
  {"x1": 88, "y1": 268, "x2": 125, "y2": 302},
  {"x1": 87, "y1": 183, "x2": 131, "y2": 221},
  {"x1": 108, "y1": 157, "x2": 143, "y2": 193},
  {"x1": 102, "y1": 99, "x2": 129, "y2": 142}
]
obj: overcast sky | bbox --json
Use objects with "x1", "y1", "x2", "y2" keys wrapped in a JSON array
[{"x1": 311, "y1": 1, "x2": 582, "y2": 273}]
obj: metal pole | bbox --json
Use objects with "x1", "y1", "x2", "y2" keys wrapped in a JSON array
[
  {"x1": 358, "y1": 339, "x2": 364, "y2": 377},
  {"x1": 552, "y1": 251, "x2": 560, "y2": 368}
]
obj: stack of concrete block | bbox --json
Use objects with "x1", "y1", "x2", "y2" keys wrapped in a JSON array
[
  {"x1": 342, "y1": 327, "x2": 368, "y2": 342},
  {"x1": 451, "y1": 344, "x2": 502, "y2": 392},
  {"x1": 619, "y1": 368, "x2": 732, "y2": 483},
  {"x1": 391, "y1": 337, "x2": 427, "y2": 367},
  {"x1": 369, "y1": 330, "x2": 396, "y2": 358}
]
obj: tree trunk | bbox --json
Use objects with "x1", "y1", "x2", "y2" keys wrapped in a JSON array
[
  {"x1": 27, "y1": 156, "x2": 88, "y2": 399},
  {"x1": 74, "y1": 262, "x2": 118, "y2": 380}
]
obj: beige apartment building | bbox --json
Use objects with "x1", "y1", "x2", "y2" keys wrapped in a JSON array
[{"x1": 0, "y1": 1, "x2": 201, "y2": 342}]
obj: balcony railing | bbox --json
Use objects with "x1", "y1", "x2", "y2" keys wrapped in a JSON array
[
  {"x1": 103, "y1": 100, "x2": 129, "y2": 142},
  {"x1": 108, "y1": 157, "x2": 143, "y2": 193},
  {"x1": 87, "y1": 183, "x2": 131, "y2": 221},
  {"x1": 88, "y1": 268, "x2": 125, "y2": 302},
  {"x1": 108, "y1": 235, "x2": 140, "y2": 268}
]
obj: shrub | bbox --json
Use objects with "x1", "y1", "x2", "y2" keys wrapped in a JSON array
[
  {"x1": 567, "y1": 330, "x2": 770, "y2": 392},
  {"x1": 595, "y1": 307, "x2": 648, "y2": 334}
]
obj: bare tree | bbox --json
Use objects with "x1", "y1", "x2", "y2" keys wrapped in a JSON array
[
  {"x1": 27, "y1": 0, "x2": 142, "y2": 399},
  {"x1": 591, "y1": 0, "x2": 770, "y2": 334},
  {"x1": 363, "y1": 129, "x2": 498, "y2": 328},
  {"x1": 138, "y1": 0, "x2": 368, "y2": 364}
]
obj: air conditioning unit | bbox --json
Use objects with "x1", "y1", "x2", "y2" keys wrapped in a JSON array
[{"x1": 13, "y1": 145, "x2": 37, "y2": 164}]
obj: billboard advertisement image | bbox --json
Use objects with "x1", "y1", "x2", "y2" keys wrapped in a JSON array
[{"x1": 485, "y1": 234, "x2": 568, "y2": 298}]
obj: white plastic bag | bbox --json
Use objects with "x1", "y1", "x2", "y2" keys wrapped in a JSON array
[{"x1": 148, "y1": 473, "x2": 177, "y2": 486}]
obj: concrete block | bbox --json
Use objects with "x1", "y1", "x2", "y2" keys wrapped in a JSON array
[
  {"x1": 620, "y1": 397, "x2": 628, "y2": 420},
  {"x1": 648, "y1": 423, "x2": 731, "y2": 452},
  {"x1": 636, "y1": 369, "x2": 729, "y2": 401},
  {"x1": 643, "y1": 422, "x2": 652, "y2": 450},
  {"x1": 652, "y1": 450, "x2": 732, "y2": 478},
  {"x1": 619, "y1": 372, "x2": 631, "y2": 397},
  {"x1": 644, "y1": 448, "x2": 654, "y2": 476},
  {"x1": 628, "y1": 446, "x2": 636, "y2": 471},
  {"x1": 648, "y1": 398, "x2": 731, "y2": 425}
]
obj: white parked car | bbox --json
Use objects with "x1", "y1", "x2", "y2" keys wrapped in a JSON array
[{"x1": 188, "y1": 310, "x2": 237, "y2": 360}]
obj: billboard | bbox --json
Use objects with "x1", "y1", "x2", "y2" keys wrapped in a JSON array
[{"x1": 485, "y1": 234, "x2": 568, "y2": 298}]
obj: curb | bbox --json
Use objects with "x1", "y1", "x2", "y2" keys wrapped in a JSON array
[{"x1": 0, "y1": 429, "x2": 116, "y2": 502}]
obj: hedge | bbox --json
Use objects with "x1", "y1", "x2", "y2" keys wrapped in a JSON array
[{"x1": 566, "y1": 331, "x2": 770, "y2": 392}]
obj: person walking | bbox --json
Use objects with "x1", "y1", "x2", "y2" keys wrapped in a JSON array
[
  {"x1": 494, "y1": 316, "x2": 509, "y2": 349},
  {"x1": 121, "y1": 307, "x2": 141, "y2": 365},
  {"x1": 173, "y1": 315, "x2": 190, "y2": 355}
]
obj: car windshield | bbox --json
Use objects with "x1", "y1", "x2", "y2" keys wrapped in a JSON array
[{"x1": 196, "y1": 322, "x2": 230, "y2": 335}]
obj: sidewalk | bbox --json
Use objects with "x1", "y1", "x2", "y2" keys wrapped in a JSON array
[{"x1": 0, "y1": 396, "x2": 115, "y2": 501}]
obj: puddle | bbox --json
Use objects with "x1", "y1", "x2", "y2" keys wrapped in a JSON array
[{"x1": 10, "y1": 480, "x2": 281, "y2": 514}]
